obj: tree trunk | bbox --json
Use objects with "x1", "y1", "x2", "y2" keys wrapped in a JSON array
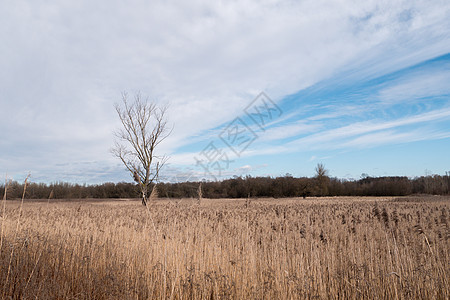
[{"x1": 141, "y1": 186, "x2": 147, "y2": 206}]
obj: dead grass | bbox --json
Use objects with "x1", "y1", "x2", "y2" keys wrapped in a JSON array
[{"x1": 0, "y1": 196, "x2": 448, "y2": 299}]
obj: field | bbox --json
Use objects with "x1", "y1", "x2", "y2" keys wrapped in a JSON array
[{"x1": 1, "y1": 196, "x2": 449, "y2": 299}]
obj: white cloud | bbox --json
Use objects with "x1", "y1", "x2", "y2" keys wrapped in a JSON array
[
  {"x1": 378, "y1": 69, "x2": 450, "y2": 104},
  {"x1": 287, "y1": 107, "x2": 450, "y2": 150},
  {"x1": 0, "y1": 0, "x2": 449, "y2": 182},
  {"x1": 236, "y1": 107, "x2": 450, "y2": 156},
  {"x1": 236, "y1": 164, "x2": 252, "y2": 173},
  {"x1": 257, "y1": 121, "x2": 322, "y2": 142},
  {"x1": 341, "y1": 128, "x2": 450, "y2": 149}
]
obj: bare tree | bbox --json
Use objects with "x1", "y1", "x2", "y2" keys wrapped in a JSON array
[
  {"x1": 112, "y1": 92, "x2": 171, "y2": 206},
  {"x1": 315, "y1": 163, "x2": 329, "y2": 177},
  {"x1": 315, "y1": 163, "x2": 329, "y2": 196}
]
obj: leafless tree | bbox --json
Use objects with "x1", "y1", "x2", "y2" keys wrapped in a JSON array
[
  {"x1": 315, "y1": 163, "x2": 329, "y2": 178},
  {"x1": 111, "y1": 92, "x2": 171, "y2": 205},
  {"x1": 315, "y1": 163, "x2": 329, "y2": 196}
]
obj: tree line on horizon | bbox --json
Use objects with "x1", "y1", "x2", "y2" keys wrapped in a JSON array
[{"x1": 1, "y1": 173, "x2": 449, "y2": 200}]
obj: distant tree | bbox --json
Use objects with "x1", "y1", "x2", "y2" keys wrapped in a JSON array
[
  {"x1": 315, "y1": 163, "x2": 328, "y2": 178},
  {"x1": 111, "y1": 92, "x2": 171, "y2": 206},
  {"x1": 446, "y1": 172, "x2": 450, "y2": 194},
  {"x1": 298, "y1": 178, "x2": 311, "y2": 199},
  {"x1": 315, "y1": 163, "x2": 330, "y2": 196}
]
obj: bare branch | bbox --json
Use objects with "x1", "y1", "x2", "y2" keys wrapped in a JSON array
[{"x1": 112, "y1": 92, "x2": 171, "y2": 206}]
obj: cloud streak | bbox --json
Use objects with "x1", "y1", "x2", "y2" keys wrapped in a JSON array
[{"x1": 0, "y1": 0, "x2": 449, "y2": 182}]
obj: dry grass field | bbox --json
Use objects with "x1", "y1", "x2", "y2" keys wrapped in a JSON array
[{"x1": 1, "y1": 196, "x2": 448, "y2": 299}]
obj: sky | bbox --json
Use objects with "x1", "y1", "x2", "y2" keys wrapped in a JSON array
[{"x1": 1, "y1": 0, "x2": 449, "y2": 184}]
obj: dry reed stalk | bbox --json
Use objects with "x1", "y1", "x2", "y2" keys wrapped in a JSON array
[
  {"x1": 197, "y1": 183, "x2": 202, "y2": 205},
  {"x1": 414, "y1": 224, "x2": 434, "y2": 255},
  {"x1": 0, "y1": 176, "x2": 10, "y2": 251},
  {"x1": 0, "y1": 179, "x2": 8, "y2": 300},
  {"x1": 3, "y1": 174, "x2": 30, "y2": 297},
  {"x1": 47, "y1": 188, "x2": 54, "y2": 207},
  {"x1": 150, "y1": 184, "x2": 158, "y2": 202},
  {"x1": 1, "y1": 197, "x2": 448, "y2": 299},
  {"x1": 144, "y1": 184, "x2": 159, "y2": 236}
]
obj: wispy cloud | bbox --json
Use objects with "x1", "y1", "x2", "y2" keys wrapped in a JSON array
[
  {"x1": 340, "y1": 128, "x2": 450, "y2": 149},
  {"x1": 1, "y1": 0, "x2": 449, "y2": 182},
  {"x1": 378, "y1": 69, "x2": 450, "y2": 104},
  {"x1": 231, "y1": 106, "x2": 450, "y2": 158},
  {"x1": 288, "y1": 107, "x2": 450, "y2": 150},
  {"x1": 257, "y1": 121, "x2": 322, "y2": 142}
]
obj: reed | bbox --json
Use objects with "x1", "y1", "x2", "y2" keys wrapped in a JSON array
[{"x1": 0, "y1": 196, "x2": 448, "y2": 299}]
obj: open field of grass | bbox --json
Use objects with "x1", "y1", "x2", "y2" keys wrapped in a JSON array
[{"x1": 1, "y1": 196, "x2": 449, "y2": 299}]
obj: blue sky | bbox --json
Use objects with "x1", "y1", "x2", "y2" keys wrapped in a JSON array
[
  {"x1": 166, "y1": 53, "x2": 450, "y2": 182},
  {"x1": 1, "y1": 1, "x2": 449, "y2": 183}
]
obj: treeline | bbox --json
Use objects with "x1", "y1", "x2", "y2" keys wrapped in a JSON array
[
  {"x1": 1, "y1": 174, "x2": 449, "y2": 200},
  {"x1": 0, "y1": 182, "x2": 140, "y2": 200},
  {"x1": 157, "y1": 174, "x2": 450, "y2": 198}
]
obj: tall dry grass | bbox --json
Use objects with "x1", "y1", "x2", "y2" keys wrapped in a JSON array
[{"x1": 0, "y1": 195, "x2": 448, "y2": 299}]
